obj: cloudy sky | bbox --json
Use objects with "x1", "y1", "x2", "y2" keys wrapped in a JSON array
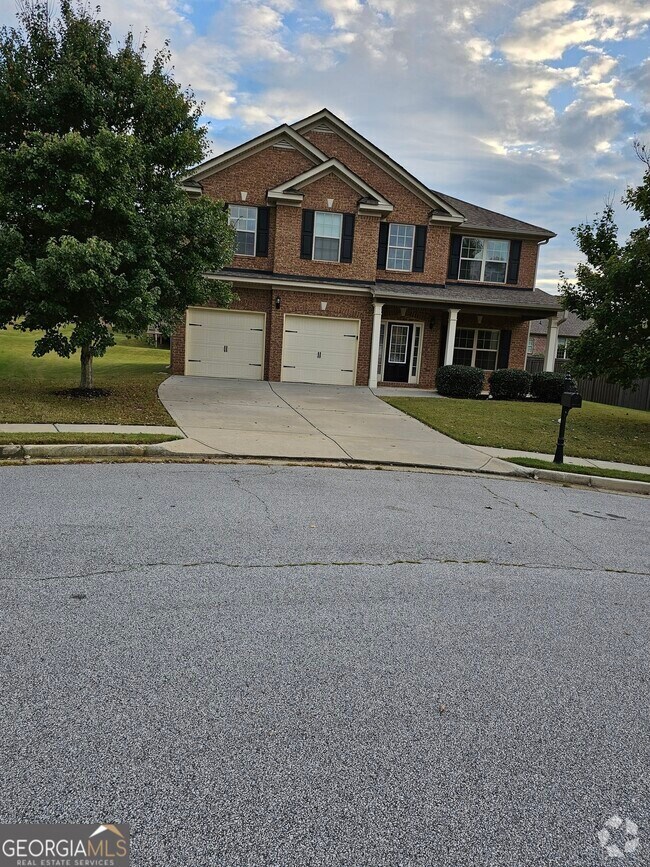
[{"x1": 2, "y1": 0, "x2": 649, "y2": 294}]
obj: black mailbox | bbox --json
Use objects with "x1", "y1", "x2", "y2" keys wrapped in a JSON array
[{"x1": 561, "y1": 391, "x2": 582, "y2": 409}]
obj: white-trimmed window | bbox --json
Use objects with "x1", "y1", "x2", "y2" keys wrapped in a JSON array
[
  {"x1": 387, "y1": 223, "x2": 415, "y2": 271},
  {"x1": 556, "y1": 336, "x2": 572, "y2": 359},
  {"x1": 459, "y1": 237, "x2": 509, "y2": 283},
  {"x1": 527, "y1": 336, "x2": 534, "y2": 354},
  {"x1": 453, "y1": 328, "x2": 500, "y2": 370},
  {"x1": 229, "y1": 205, "x2": 257, "y2": 256},
  {"x1": 313, "y1": 211, "x2": 342, "y2": 262}
]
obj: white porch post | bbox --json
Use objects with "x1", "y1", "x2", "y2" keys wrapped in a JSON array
[
  {"x1": 444, "y1": 308, "x2": 461, "y2": 366},
  {"x1": 368, "y1": 302, "x2": 384, "y2": 389},
  {"x1": 544, "y1": 316, "x2": 560, "y2": 371}
]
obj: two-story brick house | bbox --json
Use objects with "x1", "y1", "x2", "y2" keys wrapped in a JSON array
[{"x1": 170, "y1": 109, "x2": 562, "y2": 389}]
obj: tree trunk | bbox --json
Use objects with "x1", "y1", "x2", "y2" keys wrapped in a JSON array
[{"x1": 80, "y1": 344, "x2": 94, "y2": 390}]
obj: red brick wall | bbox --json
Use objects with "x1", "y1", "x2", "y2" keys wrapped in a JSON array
[
  {"x1": 303, "y1": 130, "x2": 453, "y2": 285},
  {"x1": 200, "y1": 146, "x2": 314, "y2": 273},
  {"x1": 273, "y1": 174, "x2": 381, "y2": 282}
]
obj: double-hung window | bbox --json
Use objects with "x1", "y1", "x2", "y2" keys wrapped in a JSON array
[
  {"x1": 556, "y1": 336, "x2": 571, "y2": 359},
  {"x1": 386, "y1": 224, "x2": 415, "y2": 271},
  {"x1": 452, "y1": 328, "x2": 500, "y2": 370},
  {"x1": 229, "y1": 205, "x2": 257, "y2": 256},
  {"x1": 459, "y1": 237, "x2": 509, "y2": 283},
  {"x1": 313, "y1": 212, "x2": 343, "y2": 262}
]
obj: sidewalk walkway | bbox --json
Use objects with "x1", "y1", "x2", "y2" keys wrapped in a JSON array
[
  {"x1": 475, "y1": 446, "x2": 649, "y2": 475},
  {"x1": 0, "y1": 423, "x2": 182, "y2": 435}
]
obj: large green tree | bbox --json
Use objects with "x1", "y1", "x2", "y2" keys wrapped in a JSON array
[
  {"x1": 560, "y1": 145, "x2": 650, "y2": 389},
  {"x1": 0, "y1": 1, "x2": 233, "y2": 389}
]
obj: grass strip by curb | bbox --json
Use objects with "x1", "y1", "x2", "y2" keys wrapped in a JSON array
[
  {"x1": 505, "y1": 457, "x2": 650, "y2": 484},
  {"x1": 0, "y1": 433, "x2": 181, "y2": 446}
]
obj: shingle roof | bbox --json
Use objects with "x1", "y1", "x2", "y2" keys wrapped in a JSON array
[
  {"x1": 431, "y1": 191, "x2": 556, "y2": 238},
  {"x1": 529, "y1": 310, "x2": 590, "y2": 336},
  {"x1": 374, "y1": 281, "x2": 562, "y2": 312}
]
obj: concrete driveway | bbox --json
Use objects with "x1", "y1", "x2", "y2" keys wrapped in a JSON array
[{"x1": 158, "y1": 376, "x2": 513, "y2": 473}]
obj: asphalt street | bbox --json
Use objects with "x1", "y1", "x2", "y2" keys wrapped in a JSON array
[{"x1": 1, "y1": 463, "x2": 648, "y2": 866}]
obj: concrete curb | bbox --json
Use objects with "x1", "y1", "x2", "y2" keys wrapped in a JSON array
[
  {"x1": 0, "y1": 443, "x2": 170, "y2": 459},
  {"x1": 517, "y1": 466, "x2": 650, "y2": 496},
  {"x1": 1, "y1": 443, "x2": 646, "y2": 494}
]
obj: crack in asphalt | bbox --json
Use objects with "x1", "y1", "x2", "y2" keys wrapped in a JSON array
[
  {"x1": 1, "y1": 557, "x2": 647, "y2": 585},
  {"x1": 480, "y1": 482, "x2": 604, "y2": 570}
]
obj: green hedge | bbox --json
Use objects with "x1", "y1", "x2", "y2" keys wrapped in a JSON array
[
  {"x1": 530, "y1": 371, "x2": 566, "y2": 403},
  {"x1": 489, "y1": 368, "x2": 531, "y2": 400},
  {"x1": 436, "y1": 365, "x2": 484, "y2": 398}
]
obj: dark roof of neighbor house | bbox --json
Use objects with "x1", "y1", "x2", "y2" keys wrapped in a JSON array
[
  {"x1": 374, "y1": 282, "x2": 561, "y2": 312},
  {"x1": 432, "y1": 191, "x2": 556, "y2": 239},
  {"x1": 529, "y1": 310, "x2": 589, "y2": 336}
]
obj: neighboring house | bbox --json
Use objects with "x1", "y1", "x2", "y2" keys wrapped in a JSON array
[
  {"x1": 527, "y1": 311, "x2": 589, "y2": 360},
  {"x1": 171, "y1": 108, "x2": 562, "y2": 388}
]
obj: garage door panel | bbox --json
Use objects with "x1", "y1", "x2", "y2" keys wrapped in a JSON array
[
  {"x1": 185, "y1": 309, "x2": 265, "y2": 379},
  {"x1": 282, "y1": 315, "x2": 359, "y2": 386}
]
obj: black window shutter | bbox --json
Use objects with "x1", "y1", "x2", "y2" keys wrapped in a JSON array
[
  {"x1": 341, "y1": 214, "x2": 355, "y2": 263},
  {"x1": 506, "y1": 240, "x2": 522, "y2": 284},
  {"x1": 447, "y1": 235, "x2": 462, "y2": 279},
  {"x1": 377, "y1": 223, "x2": 389, "y2": 269},
  {"x1": 438, "y1": 321, "x2": 448, "y2": 368},
  {"x1": 255, "y1": 207, "x2": 270, "y2": 257},
  {"x1": 497, "y1": 329, "x2": 512, "y2": 369},
  {"x1": 300, "y1": 209, "x2": 315, "y2": 259},
  {"x1": 413, "y1": 226, "x2": 427, "y2": 272}
]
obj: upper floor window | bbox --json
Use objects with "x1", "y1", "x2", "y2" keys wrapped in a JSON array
[
  {"x1": 313, "y1": 211, "x2": 343, "y2": 262},
  {"x1": 459, "y1": 237, "x2": 510, "y2": 283},
  {"x1": 387, "y1": 224, "x2": 415, "y2": 271},
  {"x1": 229, "y1": 205, "x2": 257, "y2": 256},
  {"x1": 453, "y1": 328, "x2": 500, "y2": 370}
]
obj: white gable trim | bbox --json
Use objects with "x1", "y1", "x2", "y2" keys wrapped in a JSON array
[
  {"x1": 267, "y1": 159, "x2": 393, "y2": 214},
  {"x1": 184, "y1": 125, "x2": 329, "y2": 184},
  {"x1": 292, "y1": 109, "x2": 465, "y2": 224}
]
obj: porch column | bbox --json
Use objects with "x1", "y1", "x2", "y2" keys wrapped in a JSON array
[
  {"x1": 443, "y1": 308, "x2": 461, "y2": 366},
  {"x1": 368, "y1": 302, "x2": 384, "y2": 389},
  {"x1": 544, "y1": 316, "x2": 560, "y2": 371}
]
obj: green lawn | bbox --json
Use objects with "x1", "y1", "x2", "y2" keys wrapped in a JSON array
[
  {"x1": 506, "y1": 457, "x2": 650, "y2": 484},
  {"x1": 0, "y1": 433, "x2": 180, "y2": 446},
  {"x1": 0, "y1": 327, "x2": 174, "y2": 424},
  {"x1": 385, "y1": 397, "x2": 650, "y2": 466}
]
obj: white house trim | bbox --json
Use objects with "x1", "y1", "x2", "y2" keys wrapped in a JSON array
[{"x1": 267, "y1": 159, "x2": 394, "y2": 214}]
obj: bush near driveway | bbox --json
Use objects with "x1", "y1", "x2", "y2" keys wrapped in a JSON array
[
  {"x1": 0, "y1": 327, "x2": 174, "y2": 425},
  {"x1": 489, "y1": 368, "x2": 531, "y2": 400},
  {"x1": 384, "y1": 396, "x2": 650, "y2": 465},
  {"x1": 435, "y1": 365, "x2": 484, "y2": 398}
]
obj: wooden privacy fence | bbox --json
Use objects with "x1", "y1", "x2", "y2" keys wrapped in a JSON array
[{"x1": 525, "y1": 357, "x2": 650, "y2": 411}]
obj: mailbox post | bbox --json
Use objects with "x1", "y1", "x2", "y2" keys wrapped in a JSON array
[{"x1": 554, "y1": 374, "x2": 582, "y2": 464}]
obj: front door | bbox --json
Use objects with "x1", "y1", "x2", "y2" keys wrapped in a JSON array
[{"x1": 383, "y1": 322, "x2": 413, "y2": 383}]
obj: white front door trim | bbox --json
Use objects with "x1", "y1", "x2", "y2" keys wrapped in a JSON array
[{"x1": 378, "y1": 319, "x2": 425, "y2": 385}]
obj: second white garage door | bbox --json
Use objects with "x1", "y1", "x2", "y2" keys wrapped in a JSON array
[
  {"x1": 185, "y1": 308, "x2": 265, "y2": 379},
  {"x1": 282, "y1": 314, "x2": 360, "y2": 386}
]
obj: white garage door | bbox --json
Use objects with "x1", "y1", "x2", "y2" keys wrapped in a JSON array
[
  {"x1": 282, "y1": 314, "x2": 360, "y2": 386},
  {"x1": 185, "y1": 308, "x2": 265, "y2": 379}
]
